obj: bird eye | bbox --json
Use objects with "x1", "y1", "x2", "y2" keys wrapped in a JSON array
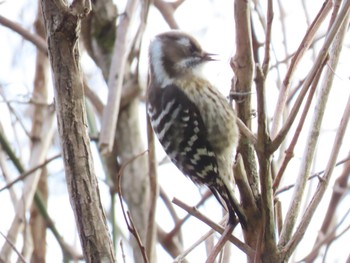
[{"x1": 189, "y1": 43, "x2": 200, "y2": 55}]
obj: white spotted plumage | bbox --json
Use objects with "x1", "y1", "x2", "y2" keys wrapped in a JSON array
[{"x1": 147, "y1": 31, "x2": 246, "y2": 227}]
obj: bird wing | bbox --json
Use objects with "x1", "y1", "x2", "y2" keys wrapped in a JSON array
[
  {"x1": 149, "y1": 83, "x2": 247, "y2": 227},
  {"x1": 149, "y1": 83, "x2": 219, "y2": 186}
]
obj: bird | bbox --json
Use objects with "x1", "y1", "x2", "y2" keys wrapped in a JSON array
[{"x1": 147, "y1": 30, "x2": 246, "y2": 228}]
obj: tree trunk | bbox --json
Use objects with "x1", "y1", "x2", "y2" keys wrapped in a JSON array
[{"x1": 41, "y1": 0, "x2": 116, "y2": 262}]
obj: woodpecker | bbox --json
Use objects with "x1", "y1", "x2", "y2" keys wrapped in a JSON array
[{"x1": 147, "y1": 31, "x2": 246, "y2": 227}]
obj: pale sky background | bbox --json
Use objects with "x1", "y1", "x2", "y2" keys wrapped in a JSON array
[{"x1": 1, "y1": 0, "x2": 350, "y2": 262}]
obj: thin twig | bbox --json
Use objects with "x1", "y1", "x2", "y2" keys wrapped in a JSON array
[
  {"x1": 272, "y1": 56, "x2": 328, "y2": 192},
  {"x1": 236, "y1": 118, "x2": 257, "y2": 145},
  {"x1": 275, "y1": 156, "x2": 350, "y2": 195},
  {"x1": 0, "y1": 15, "x2": 47, "y2": 54},
  {"x1": 276, "y1": 0, "x2": 289, "y2": 63},
  {"x1": 279, "y1": 0, "x2": 350, "y2": 248},
  {"x1": 159, "y1": 186, "x2": 181, "y2": 224},
  {"x1": 0, "y1": 154, "x2": 61, "y2": 193},
  {"x1": 302, "y1": 205, "x2": 350, "y2": 262},
  {"x1": 173, "y1": 219, "x2": 222, "y2": 262},
  {"x1": 153, "y1": 0, "x2": 179, "y2": 29},
  {"x1": 167, "y1": 191, "x2": 212, "y2": 241},
  {"x1": 117, "y1": 150, "x2": 149, "y2": 263},
  {"x1": 270, "y1": 0, "x2": 333, "y2": 140},
  {"x1": 280, "y1": 5, "x2": 350, "y2": 253},
  {"x1": 304, "y1": 150, "x2": 350, "y2": 262},
  {"x1": 262, "y1": 0, "x2": 273, "y2": 76},
  {"x1": 120, "y1": 240, "x2": 127, "y2": 263},
  {"x1": 205, "y1": 223, "x2": 234, "y2": 263},
  {"x1": 0, "y1": 98, "x2": 51, "y2": 107},
  {"x1": 0, "y1": 109, "x2": 55, "y2": 261},
  {"x1": 172, "y1": 197, "x2": 255, "y2": 257},
  {"x1": 0, "y1": 15, "x2": 108, "y2": 119},
  {"x1": 0, "y1": 90, "x2": 33, "y2": 139},
  {"x1": 233, "y1": 154, "x2": 256, "y2": 211},
  {"x1": 270, "y1": 0, "x2": 336, "y2": 152},
  {"x1": 322, "y1": 222, "x2": 350, "y2": 262},
  {"x1": 0, "y1": 232, "x2": 27, "y2": 263}
]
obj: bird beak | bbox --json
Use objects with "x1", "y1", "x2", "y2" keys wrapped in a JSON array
[{"x1": 203, "y1": 52, "x2": 218, "y2": 61}]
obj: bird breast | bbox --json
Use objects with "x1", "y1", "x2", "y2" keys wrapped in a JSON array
[{"x1": 174, "y1": 77, "x2": 239, "y2": 155}]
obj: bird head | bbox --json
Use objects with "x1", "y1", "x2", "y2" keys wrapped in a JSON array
[{"x1": 149, "y1": 31, "x2": 216, "y2": 86}]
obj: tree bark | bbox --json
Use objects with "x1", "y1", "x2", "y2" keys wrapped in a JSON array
[
  {"x1": 30, "y1": 4, "x2": 49, "y2": 262},
  {"x1": 41, "y1": 0, "x2": 116, "y2": 262},
  {"x1": 81, "y1": 1, "x2": 153, "y2": 261}
]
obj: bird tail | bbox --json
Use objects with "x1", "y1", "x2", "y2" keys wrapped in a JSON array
[{"x1": 210, "y1": 183, "x2": 247, "y2": 229}]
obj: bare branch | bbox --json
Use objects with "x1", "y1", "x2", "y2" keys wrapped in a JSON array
[
  {"x1": 278, "y1": 1, "x2": 350, "y2": 249},
  {"x1": 99, "y1": 0, "x2": 140, "y2": 152},
  {"x1": 306, "y1": 151, "x2": 350, "y2": 262},
  {"x1": 205, "y1": 224, "x2": 234, "y2": 263},
  {"x1": 146, "y1": 114, "x2": 158, "y2": 261},
  {"x1": 117, "y1": 150, "x2": 149, "y2": 263},
  {"x1": 262, "y1": 0, "x2": 273, "y2": 76},
  {"x1": 0, "y1": 232, "x2": 27, "y2": 263},
  {"x1": 153, "y1": 0, "x2": 179, "y2": 29},
  {"x1": 0, "y1": 154, "x2": 60, "y2": 193},
  {"x1": 303, "y1": 191, "x2": 350, "y2": 262},
  {"x1": 270, "y1": 0, "x2": 332, "y2": 140},
  {"x1": 236, "y1": 118, "x2": 257, "y2": 145},
  {"x1": 172, "y1": 197, "x2": 255, "y2": 258},
  {"x1": 0, "y1": 15, "x2": 47, "y2": 54},
  {"x1": 174, "y1": 221, "x2": 220, "y2": 263},
  {"x1": 272, "y1": 57, "x2": 327, "y2": 192},
  {"x1": 0, "y1": 109, "x2": 55, "y2": 262},
  {"x1": 234, "y1": 154, "x2": 256, "y2": 211},
  {"x1": 41, "y1": 0, "x2": 116, "y2": 261},
  {"x1": 255, "y1": 65, "x2": 277, "y2": 259},
  {"x1": 0, "y1": 12, "x2": 109, "y2": 122},
  {"x1": 275, "y1": 156, "x2": 350, "y2": 196},
  {"x1": 232, "y1": 0, "x2": 260, "y2": 219}
]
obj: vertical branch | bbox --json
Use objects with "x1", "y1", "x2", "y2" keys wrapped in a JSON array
[
  {"x1": 146, "y1": 114, "x2": 159, "y2": 261},
  {"x1": 255, "y1": 65, "x2": 278, "y2": 261},
  {"x1": 248, "y1": 2, "x2": 276, "y2": 261},
  {"x1": 141, "y1": 2, "x2": 158, "y2": 260},
  {"x1": 276, "y1": 0, "x2": 289, "y2": 63},
  {"x1": 270, "y1": 0, "x2": 332, "y2": 139},
  {"x1": 231, "y1": 0, "x2": 254, "y2": 128},
  {"x1": 231, "y1": 0, "x2": 259, "y2": 200},
  {"x1": 0, "y1": 109, "x2": 55, "y2": 262},
  {"x1": 272, "y1": 58, "x2": 327, "y2": 192},
  {"x1": 29, "y1": 3, "x2": 49, "y2": 262},
  {"x1": 304, "y1": 151, "x2": 350, "y2": 262},
  {"x1": 41, "y1": 0, "x2": 116, "y2": 262},
  {"x1": 83, "y1": 0, "x2": 153, "y2": 261},
  {"x1": 116, "y1": 99, "x2": 150, "y2": 263},
  {"x1": 115, "y1": 1, "x2": 152, "y2": 260},
  {"x1": 262, "y1": 0, "x2": 273, "y2": 76},
  {"x1": 283, "y1": 82, "x2": 350, "y2": 260},
  {"x1": 270, "y1": 0, "x2": 338, "y2": 151},
  {"x1": 99, "y1": 0, "x2": 139, "y2": 152},
  {"x1": 278, "y1": 0, "x2": 350, "y2": 248}
]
